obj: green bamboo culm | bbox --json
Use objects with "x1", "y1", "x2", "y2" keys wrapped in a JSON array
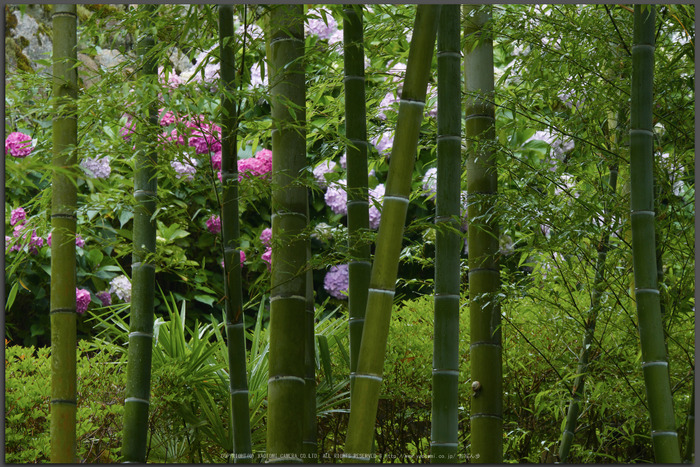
[
  {"x1": 50, "y1": 4, "x2": 78, "y2": 463},
  {"x1": 218, "y1": 5, "x2": 253, "y2": 463},
  {"x1": 629, "y1": 5, "x2": 681, "y2": 463},
  {"x1": 342, "y1": 3, "x2": 371, "y2": 397},
  {"x1": 266, "y1": 5, "x2": 308, "y2": 463},
  {"x1": 121, "y1": 4, "x2": 158, "y2": 462},
  {"x1": 558, "y1": 159, "x2": 619, "y2": 462},
  {"x1": 303, "y1": 249, "x2": 318, "y2": 462},
  {"x1": 464, "y1": 5, "x2": 502, "y2": 463},
  {"x1": 343, "y1": 5, "x2": 441, "y2": 462},
  {"x1": 558, "y1": 109, "x2": 622, "y2": 462},
  {"x1": 431, "y1": 4, "x2": 461, "y2": 464}
]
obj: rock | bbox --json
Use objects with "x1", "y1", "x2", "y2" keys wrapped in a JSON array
[{"x1": 7, "y1": 8, "x2": 52, "y2": 74}]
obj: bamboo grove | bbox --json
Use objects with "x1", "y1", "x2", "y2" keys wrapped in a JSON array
[{"x1": 13, "y1": 3, "x2": 690, "y2": 463}]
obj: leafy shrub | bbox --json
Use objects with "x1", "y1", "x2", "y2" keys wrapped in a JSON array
[{"x1": 4, "y1": 339, "x2": 125, "y2": 463}]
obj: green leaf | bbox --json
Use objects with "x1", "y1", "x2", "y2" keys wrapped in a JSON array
[
  {"x1": 317, "y1": 335, "x2": 333, "y2": 387},
  {"x1": 5, "y1": 282, "x2": 19, "y2": 311},
  {"x1": 86, "y1": 249, "x2": 104, "y2": 268},
  {"x1": 119, "y1": 210, "x2": 133, "y2": 228},
  {"x1": 194, "y1": 294, "x2": 216, "y2": 307}
]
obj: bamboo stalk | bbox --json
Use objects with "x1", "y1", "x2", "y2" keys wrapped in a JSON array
[
  {"x1": 121, "y1": 5, "x2": 158, "y2": 462},
  {"x1": 629, "y1": 5, "x2": 681, "y2": 462},
  {"x1": 219, "y1": 5, "x2": 253, "y2": 463},
  {"x1": 50, "y1": 4, "x2": 78, "y2": 463},
  {"x1": 464, "y1": 5, "x2": 502, "y2": 463},
  {"x1": 266, "y1": 5, "x2": 308, "y2": 463},
  {"x1": 342, "y1": 3, "x2": 371, "y2": 398},
  {"x1": 303, "y1": 248, "x2": 318, "y2": 463},
  {"x1": 431, "y1": 4, "x2": 461, "y2": 464},
  {"x1": 558, "y1": 162, "x2": 619, "y2": 462},
  {"x1": 343, "y1": 5, "x2": 441, "y2": 462}
]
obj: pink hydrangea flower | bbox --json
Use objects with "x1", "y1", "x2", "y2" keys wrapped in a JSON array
[
  {"x1": 220, "y1": 250, "x2": 246, "y2": 269},
  {"x1": 211, "y1": 150, "x2": 222, "y2": 171},
  {"x1": 259, "y1": 227, "x2": 272, "y2": 247},
  {"x1": 76, "y1": 288, "x2": 91, "y2": 314},
  {"x1": 254, "y1": 148, "x2": 272, "y2": 175},
  {"x1": 120, "y1": 115, "x2": 136, "y2": 141},
  {"x1": 5, "y1": 132, "x2": 33, "y2": 158},
  {"x1": 158, "y1": 108, "x2": 179, "y2": 126},
  {"x1": 186, "y1": 120, "x2": 222, "y2": 155},
  {"x1": 206, "y1": 215, "x2": 221, "y2": 235},
  {"x1": 261, "y1": 247, "x2": 272, "y2": 271},
  {"x1": 10, "y1": 207, "x2": 26, "y2": 226}
]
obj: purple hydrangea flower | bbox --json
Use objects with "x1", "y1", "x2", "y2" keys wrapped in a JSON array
[
  {"x1": 313, "y1": 160, "x2": 338, "y2": 188},
  {"x1": 76, "y1": 288, "x2": 91, "y2": 314},
  {"x1": 5, "y1": 236, "x2": 19, "y2": 252},
  {"x1": 10, "y1": 207, "x2": 26, "y2": 226},
  {"x1": 377, "y1": 90, "x2": 399, "y2": 120},
  {"x1": 75, "y1": 234, "x2": 85, "y2": 248},
  {"x1": 371, "y1": 131, "x2": 394, "y2": 156},
  {"x1": 96, "y1": 290, "x2": 112, "y2": 307},
  {"x1": 524, "y1": 130, "x2": 574, "y2": 160},
  {"x1": 109, "y1": 275, "x2": 132, "y2": 302},
  {"x1": 171, "y1": 155, "x2": 198, "y2": 181},
  {"x1": 339, "y1": 153, "x2": 347, "y2": 170},
  {"x1": 28, "y1": 230, "x2": 44, "y2": 255},
  {"x1": 206, "y1": 215, "x2": 221, "y2": 235},
  {"x1": 306, "y1": 8, "x2": 338, "y2": 40},
  {"x1": 237, "y1": 23, "x2": 264, "y2": 41},
  {"x1": 80, "y1": 156, "x2": 111, "y2": 179},
  {"x1": 324, "y1": 179, "x2": 347, "y2": 215},
  {"x1": 5, "y1": 132, "x2": 33, "y2": 158},
  {"x1": 369, "y1": 184, "x2": 385, "y2": 229},
  {"x1": 249, "y1": 62, "x2": 268, "y2": 88},
  {"x1": 260, "y1": 227, "x2": 272, "y2": 247},
  {"x1": 422, "y1": 167, "x2": 438, "y2": 199},
  {"x1": 324, "y1": 264, "x2": 349, "y2": 300}
]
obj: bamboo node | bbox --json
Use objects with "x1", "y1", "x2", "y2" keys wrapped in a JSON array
[
  {"x1": 651, "y1": 431, "x2": 678, "y2": 437},
  {"x1": 354, "y1": 373, "x2": 383, "y2": 382},
  {"x1": 50, "y1": 307, "x2": 76, "y2": 315},
  {"x1": 641, "y1": 360, "x2": 668, "y2": 368},
  {"x1": 399, "y1": 98, "x2": 426, "y2": 108},
  {"x1": 128, "y1": 331, "x2": 153, "y2": 339},
  {"x1": 51, "y1": 398, "x2": 77, "y2": 405},
  {"x1": 125, "y1": 397, "x2": 150, "y2": 405}
]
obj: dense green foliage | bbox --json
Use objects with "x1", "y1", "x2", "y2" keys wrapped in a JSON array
[{"x1": 5, "y1": 3, "x2": 694, "y2": 463}]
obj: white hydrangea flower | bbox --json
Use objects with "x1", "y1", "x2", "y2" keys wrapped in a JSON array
[{"x1": 109, "y1": 275, "x2": 132, "y2": 303}]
